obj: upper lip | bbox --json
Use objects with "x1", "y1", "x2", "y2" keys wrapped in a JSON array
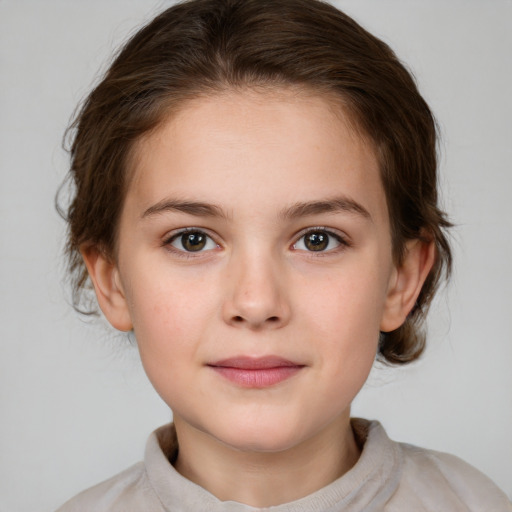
[{"x1": 208, "y1": 356, "x2": 304, "y2": 370}]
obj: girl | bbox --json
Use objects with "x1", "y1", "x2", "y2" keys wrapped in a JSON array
[{"x1": 55, "y1": 0, "x2": 511, "y2": 510}]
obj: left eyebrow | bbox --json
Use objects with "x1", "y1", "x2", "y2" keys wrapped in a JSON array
[{"x1": 279, "y1": 196, "x2": 372, "y2": 222}]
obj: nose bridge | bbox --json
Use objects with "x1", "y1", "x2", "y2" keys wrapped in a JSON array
[{"x1": 223, "y1": 242, "x2": 290, "y2": 329}]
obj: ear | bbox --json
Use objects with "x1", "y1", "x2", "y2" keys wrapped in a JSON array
[
  {"x1": 380, "y1": 239, "x2": 435, "y2": 333},
  {"x1": 81, "y1": 246, "x2": 133, "y2": 332}
]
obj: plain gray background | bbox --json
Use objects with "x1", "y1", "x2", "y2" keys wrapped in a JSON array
[{"x1": 1, "y1": 1, "x2": 511, "y2": 510}]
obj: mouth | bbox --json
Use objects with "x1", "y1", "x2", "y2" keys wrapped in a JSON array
[{"x1": 207, "y1": 356, "x2": 305, "y2": 388}]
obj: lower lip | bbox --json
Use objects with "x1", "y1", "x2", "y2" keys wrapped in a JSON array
[{"x1": 209, "y1": 366, "x2": 303, "y2": 388}]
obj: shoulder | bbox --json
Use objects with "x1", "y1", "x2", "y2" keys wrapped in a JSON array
[
  {"x1": 55, "y1": 462, "x2": 164, "y2": 512},
  {"x1": 392, "y1": 441, "x2": 512, "y2": 511},
  {"x1": 355, "y1": 420, "x2": 511, "y2": 511}
]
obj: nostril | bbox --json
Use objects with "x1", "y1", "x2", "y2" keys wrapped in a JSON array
[{"x1": 231, "y1": 315, "x2": 280, "y2": 324}]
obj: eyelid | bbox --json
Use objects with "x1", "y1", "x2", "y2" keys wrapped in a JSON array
[
  {"x1": 162, "y1": 227, "x2": 221, "y2": 255},
  {"x1": 161, "y1": 226, "x2": 350, "y2": 257},
  {"x1": 291, "y1": 226, "x2": 351, "y2": 252}
]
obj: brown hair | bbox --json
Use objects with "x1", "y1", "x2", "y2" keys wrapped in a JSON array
[{"x1": 60, "y1": 0, "x2": 452, "y2": 364}]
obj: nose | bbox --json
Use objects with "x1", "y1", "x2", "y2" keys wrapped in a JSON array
[{"x1": 222, "y1": 251, "x2": 291, "y2": 330}]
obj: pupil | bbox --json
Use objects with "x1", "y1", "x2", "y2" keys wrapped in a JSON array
[
  {"x1": 182, "y1": 232, "x2": 206, "y2": 251},
  {"x1": 305, "y1": 232, "x2": 328, "y2": 251}
]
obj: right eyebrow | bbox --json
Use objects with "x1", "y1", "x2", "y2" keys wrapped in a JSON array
[{"x1": 141, "y1": 199, "x2": 228, "y2": 220}]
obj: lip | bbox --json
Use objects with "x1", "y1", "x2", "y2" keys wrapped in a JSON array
[{"x1": 207, "y1": 356, "x2": 305, "y2": 388}]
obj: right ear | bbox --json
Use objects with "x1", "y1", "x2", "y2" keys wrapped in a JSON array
[{"x1": 81, "y1": 246, "x2": 133, "y2": 332}]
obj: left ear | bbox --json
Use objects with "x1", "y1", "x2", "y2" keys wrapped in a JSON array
[{"x1": 380, "y1": 239, "x2": 435, "y2": 332}]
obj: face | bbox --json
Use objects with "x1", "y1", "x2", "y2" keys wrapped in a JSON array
[{"x1": 89, "y1": 90, "x2": 417, "y2": 454}]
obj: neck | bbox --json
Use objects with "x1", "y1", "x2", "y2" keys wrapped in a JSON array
[{"x1": 173, "y1": 414, "x2": 360, "y2": 507}]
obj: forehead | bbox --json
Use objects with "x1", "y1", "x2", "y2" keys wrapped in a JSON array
[{"x1": 127, "y1": 89, "x2": 387, "y2": 225}]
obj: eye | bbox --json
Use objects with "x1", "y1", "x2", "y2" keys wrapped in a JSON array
[
  {"x1": 293, "y1": 229, "x2": 345, "y2": 252},
  {"x1": 168, "y1": 230, "x2": 218, "y2": 253}
]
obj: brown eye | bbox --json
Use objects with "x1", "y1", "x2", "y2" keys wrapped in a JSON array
[
  {"x1": 293, "y1": 229, "x2": 344, "y2": 253},
  {"x1": 182, "y1": 232, "x2": 206, "y2": 251},
  {"x1": 170, "y1": 230, "x2": 217, "y2": 253},
  {"x1": 304, "y1": 231, "x2": 329, "y2": 251}
]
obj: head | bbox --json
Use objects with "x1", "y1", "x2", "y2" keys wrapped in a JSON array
[{"x1": 62, "y1": 0, "x2": 451, "y2": 367}]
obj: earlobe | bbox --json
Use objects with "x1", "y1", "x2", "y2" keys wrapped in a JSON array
[
  {"x1": 81, "y1": 246, "x2": 133, "y2": 332},
  {"x1": 380, "y1": 239, "x2": 435, "y2": 333}
]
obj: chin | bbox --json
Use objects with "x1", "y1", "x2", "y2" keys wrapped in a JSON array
[
  {"x1": 223, "y1": 432, "x2": 304, "y2": 454},
  {"x1": 211, "y1": 415, "x2": 312, "y2": 454}
]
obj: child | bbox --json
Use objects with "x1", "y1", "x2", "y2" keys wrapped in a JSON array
[{"x1": 56, "y1": 0, "x2": 511, "y2": 510}]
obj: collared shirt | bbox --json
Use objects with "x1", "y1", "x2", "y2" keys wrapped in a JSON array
[{"x1": 57, "y1": 419, "x2": 512, "y2": 511}]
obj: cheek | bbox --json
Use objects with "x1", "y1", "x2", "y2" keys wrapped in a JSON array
[
  {"x1": 294, "y1": 260, "x2": 389, "y2": 388},
  {"x1": 126, "y1": 278, "x2": 215, "y2": 408},
  {"x1": 297, "y1": 264, "x2": 388, "y2": 344},
  {"x1": 309, "y1": 280, "x2": 382, "y2": 396},
  {"x1": 125, "y1": 267, "x2": 218, "y2": 366}
]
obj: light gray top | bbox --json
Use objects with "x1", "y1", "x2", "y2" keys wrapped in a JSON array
[{"x1": 57, "y1": 419, "x2": 512, "y2": 511}]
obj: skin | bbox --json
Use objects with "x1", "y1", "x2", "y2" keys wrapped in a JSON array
[{"x1": 83, "y1": 89, "x2": 434, "y2": 507}]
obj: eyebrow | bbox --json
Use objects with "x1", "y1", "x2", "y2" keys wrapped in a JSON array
[
  {"x1": 141, "y1": 199, "x2": 228, "y2": 219},
  {"x1": 141, "y1": 196, "x2": 371, "y2": 222},
  {"x1": 279, "y1": 197, "x2": 372, "y2": 221}
]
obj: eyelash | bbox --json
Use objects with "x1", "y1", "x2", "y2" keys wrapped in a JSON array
[
  {"x1": 162, "y1": 226, "x2": 350, "y2": 258},
  {"x1": 292, "y1": 227, "x2": 350, "y2": 255},
  {"x1": 163, "y1": 228, "x2": 220, "y2": 259}
]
